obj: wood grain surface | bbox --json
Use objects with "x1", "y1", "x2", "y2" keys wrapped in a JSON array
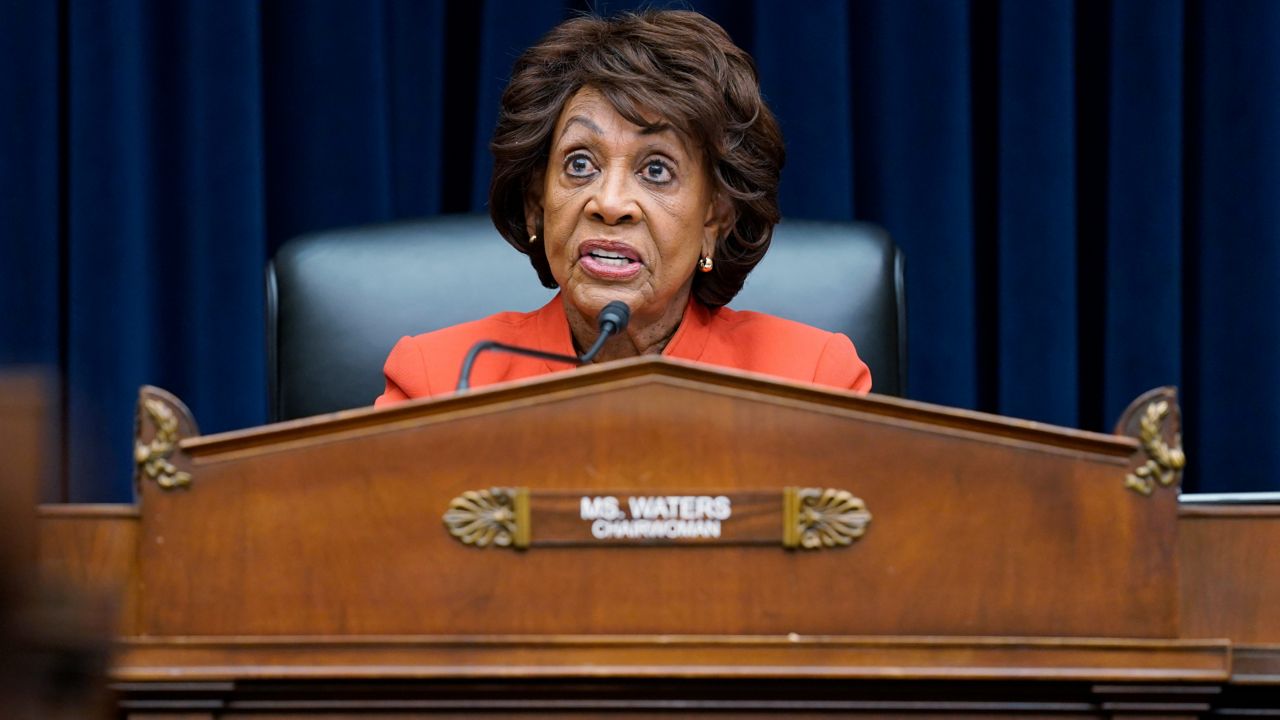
[
  {"x1": 1178, "y1": 503, "x2": 1280, "y2": 645},
  {"x1": 134, "y1": 359, "x2": 1175, "y2": 639},
  {"x1": 111, "y1": 634, "x2": 1230, "y2": 682},
  {"x1": 36, "y1": 359, "x2": 1280, "y2": 715},
  {"x1": 37, "y1": 504, "x2": 140, "y2": 635}
]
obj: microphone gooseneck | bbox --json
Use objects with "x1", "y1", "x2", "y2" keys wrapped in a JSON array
[
  {"x1": 577, "y1": 301, "x2": 631, "y2": 363},
  {"x1": 455, "y1": 301, "x2": 632, "y2": 391}
]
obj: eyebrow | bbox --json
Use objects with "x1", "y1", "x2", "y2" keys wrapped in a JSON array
[
  {"x1": 640, "y1": 122, "x2": 675, "y2": 136},
  {"x1": 561, "y1": 115, "x2": 603, "y2": 137},
  {"x1": 559, "y1": 115, "x2": 679, "y2": 140}
]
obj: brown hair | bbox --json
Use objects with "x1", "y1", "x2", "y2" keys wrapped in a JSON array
[{"x1": 488, "y1": 10, "x2": 785, "y2": 308}]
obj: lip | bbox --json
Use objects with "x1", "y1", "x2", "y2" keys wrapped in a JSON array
[{"x1": 577, "y1": 239, "x2": 643, "y2": 280}]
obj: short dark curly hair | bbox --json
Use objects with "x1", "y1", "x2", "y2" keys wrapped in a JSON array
[{"x1": 488, "y1": 10, "x2": 785, "y2": 308}]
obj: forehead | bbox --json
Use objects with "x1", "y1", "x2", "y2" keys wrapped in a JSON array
[{"x1": 554, "y1": 87, "x2": 691, "y2": 150}]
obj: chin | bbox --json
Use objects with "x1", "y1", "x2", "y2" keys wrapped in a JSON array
[{"x1": 568, "y1": 283, "x2": 642, "y2": 318}]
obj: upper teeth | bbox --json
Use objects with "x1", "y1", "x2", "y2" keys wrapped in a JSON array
[{"x1": 592, "y1": 250, "x2": 627, "y2": 260}]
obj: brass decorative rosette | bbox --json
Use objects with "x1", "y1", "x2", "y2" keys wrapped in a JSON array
[
  {"x1": 783, "y1": 487, "x2": 872, "y2": 549},
  {"x1": 442, "y1": 487, "x2": 530, "y2": 549}
]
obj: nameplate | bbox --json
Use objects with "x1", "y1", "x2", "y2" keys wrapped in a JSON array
[{"x1": 442, "y1": 487, "x2": 870, "y2": 552}]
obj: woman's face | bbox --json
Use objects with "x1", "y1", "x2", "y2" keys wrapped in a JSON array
[{"x1": 530, "y1": 87, "x2": 725, "y2": 332}]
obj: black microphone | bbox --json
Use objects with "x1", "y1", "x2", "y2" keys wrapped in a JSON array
[
  {"x1": 577, "y1": 300, "x2": 631, "y2": 363},
  {"x1": 456, "y1": 301, "x2": 631, "y2": 391}
]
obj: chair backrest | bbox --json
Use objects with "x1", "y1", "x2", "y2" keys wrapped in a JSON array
[{"x1": 267, "y1": 215, "x2": 906, "y2": 421}]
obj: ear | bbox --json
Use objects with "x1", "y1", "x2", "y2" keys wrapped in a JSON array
[
  {"x1": 524, "y1": 167, "x2": 546, "y2": 239},
  {"x1": 702, "y1": 190, "x2": 735, "y2": 257}
]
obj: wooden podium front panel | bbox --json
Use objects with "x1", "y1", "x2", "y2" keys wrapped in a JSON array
[
  {"x1": 1179, "y1": 504, "x2": 1280, "y2": 644},
  {"x1": 136, "y1": 362, "x2": 1170, "y2": 639}
]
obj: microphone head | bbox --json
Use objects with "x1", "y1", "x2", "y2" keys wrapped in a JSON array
[{"x1": 597, "y1": 301, "x2": 631, "y2": 332}]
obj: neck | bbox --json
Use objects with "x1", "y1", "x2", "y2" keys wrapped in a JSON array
[{"x1": 564, "y1": 291, "x2": 690, "y2": 363}]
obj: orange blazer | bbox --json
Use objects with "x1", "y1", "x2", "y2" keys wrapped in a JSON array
[{"x1": 375, "y1": 293, "x2": 872, "y2": 405}]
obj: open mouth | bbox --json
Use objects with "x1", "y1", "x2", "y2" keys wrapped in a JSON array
[
  {"x1": 587, "y1": 249, "x2": 637, "y2": 267},
  {"x1": 579, "y1": 241, "x2": 642, "y2": 279}
]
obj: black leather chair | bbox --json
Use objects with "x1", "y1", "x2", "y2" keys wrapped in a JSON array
[{"x1": 267, "y1": 215, "x2": 905, "y2": 422}]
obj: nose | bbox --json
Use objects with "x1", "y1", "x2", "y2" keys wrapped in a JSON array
[{"x1": 585, "y1": 163, "x2": 639, "y2": 226}]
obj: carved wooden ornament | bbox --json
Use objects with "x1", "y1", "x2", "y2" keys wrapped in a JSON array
[
  {"x1": 1115, "y1": 387, "x2": 1186, "y2": 496},
  {"x1": 134, "y1": 386, "x2": 197, "y2": 491}
]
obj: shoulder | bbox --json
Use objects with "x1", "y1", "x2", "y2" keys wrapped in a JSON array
[
  {"x1": 711, "y1": 306, "x2": 833, "y2": 345},
  {"x1": 376, "y1": 310, "x2": 538, "y2": 403},
  {"x1": 700, "y1": 307, "x2": 873, "y2": 393}
]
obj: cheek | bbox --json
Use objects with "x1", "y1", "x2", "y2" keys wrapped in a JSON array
[
  {"x1": 542, "y1": 192, "x2": 578, "y2": 260},
  {"x1": 544, "y1": 181, "x2": 589, "y2": 227},
  {"x1": 545, "y1": 237, "x2": 573, "y2": 286},
  {"x1": 668, "y1": 199, "x2": 715, "y2": 256}
]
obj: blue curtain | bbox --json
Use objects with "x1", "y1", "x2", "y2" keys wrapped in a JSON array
[{"x1": 3, "y1": 0, "x2": 1278, "y2": 500}]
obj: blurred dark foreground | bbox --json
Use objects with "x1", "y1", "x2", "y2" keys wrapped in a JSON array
[{"x1": 0, "y1": 370, "x2": 112, "y2": 719}]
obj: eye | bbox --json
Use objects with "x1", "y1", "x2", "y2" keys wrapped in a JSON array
[
  {"x1": 641, "y1": 158, "x2": 674, "y2": 184},
  {"x1": 565, "y1": 153, "x2": 598, "y2": 178}
]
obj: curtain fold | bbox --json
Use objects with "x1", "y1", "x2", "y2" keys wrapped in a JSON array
[
  {"x1": 3, "y1": 0, "x2": 1277, "y2": 499},
  {"x1": 1103, "y1": 0, "x2": 1183, "y2": 431},
  {"x1": 753, "y1": 0, "x2": 854, "y2": 221},
  {"x1": 1, "y1": 0, "x2": 60, "y2": 371},
  {"x1": 63, "y1": 0, "x2": 266, "y2": 500},
  {"x1": 996, "y1": 0, "x2": 1079, "y2": 428},
  {"x1": 848, "y1": 0, "x2": 977, "y2": 410},
  {"x1": 1193, "y1": 0, "x2": 1280, "y2": 491}
]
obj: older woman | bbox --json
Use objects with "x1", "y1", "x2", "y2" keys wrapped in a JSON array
[{"x1": 376, "y1": 10, "x2": 870, "y2": 404}]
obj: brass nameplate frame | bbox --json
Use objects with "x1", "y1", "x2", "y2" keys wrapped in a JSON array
[{"x1": 443, "y1": 487, "x2": 870, "y2": 552}]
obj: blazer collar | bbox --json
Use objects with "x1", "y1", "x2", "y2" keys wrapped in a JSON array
[{"x1": 534, "y1": 291, "x2": 712, "y2": 368}]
